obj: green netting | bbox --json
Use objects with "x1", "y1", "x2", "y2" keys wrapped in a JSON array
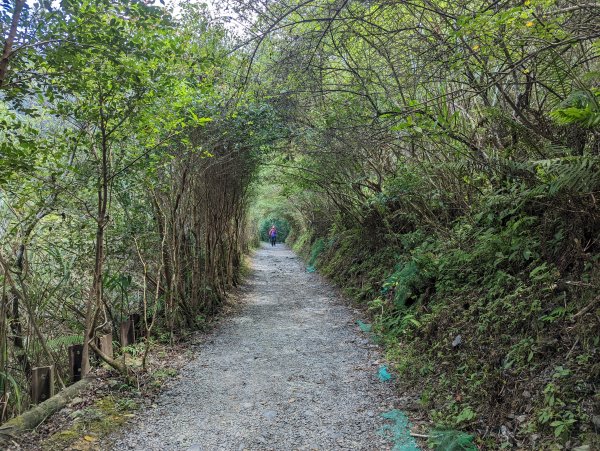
[
  {"x1": 379, "y1": 409, "x2": 420, "y2": 451},
  {"x1": 357, "y1": 320, "x2": 372, "y2": 332},
  {"x1": 306, "y1": 265, "x2": 316, "y2": 273},
  {"x1": 429, "y1": 429, "x2": 477, "y2": 450}
]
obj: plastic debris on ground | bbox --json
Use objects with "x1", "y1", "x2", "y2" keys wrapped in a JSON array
[
  {"x1": 356, "y1": 318, "x2": 382, "y2": 344},
  {"x1": 378, "y1": 365, "x2": 392, "y2": 382},
  {"x1": 379, "y1": 409, "x2": 420, "y2": 451},
  {"x1": 429, "y1": 429, "x2": 477, "y2": 450},
  {"x1": 306, "y1": 265, "x2": 316, "y2": 273},
  {"x1": 356, "y1": 320, "x2": 372, "y2": 333}
]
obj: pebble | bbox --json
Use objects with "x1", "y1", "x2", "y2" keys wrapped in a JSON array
[{"x1": 263, "y1": 410, "x2": 277, "y2": 420}]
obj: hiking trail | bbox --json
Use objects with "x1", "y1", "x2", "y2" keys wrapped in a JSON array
[{"x1": 106, "y1": 244, "x2": 413, "y2": 450}]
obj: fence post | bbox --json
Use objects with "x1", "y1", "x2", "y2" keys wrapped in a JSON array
[
  {"x1": 129, "y1": 313, "x2": 140, "y2": 341},
  {"x1": 31, "y1": 366, "x2": 55, "y2": 404},
  {"x1": 98, "y1": 333, "x2": 113, "y2": 359},
  {"x1": 68, "y1": 344, "x2": 83, "y2": 383},
  {"x1": 120, "y1": 320, "x2": 134, "y2": 347}
]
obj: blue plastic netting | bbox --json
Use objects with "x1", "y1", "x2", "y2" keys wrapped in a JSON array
[
  {"x1": 379, "y1": 409, "x2": 420, "y2": 451},
  {"x1": 357, "y1": 320, "x2": 372, "y2": 333}
]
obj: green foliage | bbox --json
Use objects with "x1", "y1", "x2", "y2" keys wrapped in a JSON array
[
  {"x1": 382, "y1": 260, "x2": 432, "y2": 308},
  {"x1": 121, "y1": 344, "x2": 145, "y2": 358},
  {"x1": 0, "y1": 103, "x2": 43, "y2": 183},
  {"x1": 242, "y1": 0, "x2": 599, "y2": 447},
  {"x1": 295, "y1": 167, "x2": 599, "y2": 447},
  {"x1": 150, "y1": 367, "x2": 179, "y2": 388},
  {"x1": 0, "y1": 0, "x2": 268, "y2": 424},
  {"x1": 307, "y1": 238, "x2": 327, "y2": 267},
  {"x1": 551, "y1": 89, "x2": 600, "y2": 128},
  {"x1": 1, "y1": 0, "x2": 599, "y2": 447},
  {"x1": 46, "y1": 335, "x2": 83, "y2": 352}
]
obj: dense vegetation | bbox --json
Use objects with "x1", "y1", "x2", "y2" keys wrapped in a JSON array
[
  {"x1": 241, "y1": 0, "x2": 599, "y2": 448},
  {"x1": 0, "y1": 0, "x2": 278, "y2": 422},
  {"x1": 1, "y1": 0, "x2": 599, "y2": 448}
]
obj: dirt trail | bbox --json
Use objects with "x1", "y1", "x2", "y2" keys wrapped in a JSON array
[{"x1": 108, "y1": 244, "x2": 404, "y2": 450}]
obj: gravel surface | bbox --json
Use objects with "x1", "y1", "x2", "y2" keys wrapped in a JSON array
[{"x1": 107, "y1": 244, "x2": 402, "y2": 450}]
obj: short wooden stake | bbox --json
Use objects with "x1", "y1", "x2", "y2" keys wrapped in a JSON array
[
  {"x1": 31, "y1": 366, "x2": 54, "y2": 404},
  {"x1": 98, "y1": 333, "x2": 113, "y2": 359},
  {"x1": 120, "y1": 320, "x2": 134, "y2": 347},
  {"x1": 68, "y1": 344, "x2": 83, "y2": 383},
  {"x1": 129, "y1": 313, "x2": 140, "y2": 341}
]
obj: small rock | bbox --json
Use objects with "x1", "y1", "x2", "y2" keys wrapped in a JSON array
[
  {"x1": 263, "y1": 410, "x2": 277, "y2": 420},
  {"x1": 187, "y1": 445, "x2": 203, "y2": 451},
  {"x1": 522, "y1": 390, "x2": 531, "y2": 398},
  {"x1": 452, "y1": 335, "x2": 463, "y2": 348}
]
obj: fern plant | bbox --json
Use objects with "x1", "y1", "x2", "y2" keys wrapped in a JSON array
[
  {"x1": 532, "y1": 156, "x2": 600, "y2": 195},
  {"x1": 45, "y1": 334, "x2": 83, "y2": 352},
  {"x1": 550, "y1": 89, "x2": 600, "y2": 129}
]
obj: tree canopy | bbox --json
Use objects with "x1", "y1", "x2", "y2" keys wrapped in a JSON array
[{"x1": 1, "y1": 0, "x2": 599, "y2": 448}]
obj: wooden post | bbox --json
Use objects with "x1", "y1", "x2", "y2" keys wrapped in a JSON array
[
  {"x1": 120, "y1": 320, "x2": 134, "y2": 347},
  {"x1": 129, "y1": 313, "x2": 140, "y2": 341},
  {"x1": 31, "y1": 366, "x2": 54, "y2": 404},
  {"x1": 68, "y1": 344, "x2": 83, "y2": 383},
  {"x1": 98, "y1": 333, "x2": 113, "y2": 359}
]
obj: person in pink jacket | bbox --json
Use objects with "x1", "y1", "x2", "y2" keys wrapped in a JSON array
[{"x1": 269, "y1": 225, "x2": 277, "y2": 246}]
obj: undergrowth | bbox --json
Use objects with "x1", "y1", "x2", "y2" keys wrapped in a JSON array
[{"x1": 291, "y1": 170, "x2": 600, "y2": 450}]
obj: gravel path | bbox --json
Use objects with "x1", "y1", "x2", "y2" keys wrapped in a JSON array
[{"x1": 108, "y1": 244, "x2": 402, "y2": 450}]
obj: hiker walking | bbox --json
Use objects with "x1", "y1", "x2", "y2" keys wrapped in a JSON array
[{"x1": 269, "y1": 225, "x2": 277, "y2": 246}]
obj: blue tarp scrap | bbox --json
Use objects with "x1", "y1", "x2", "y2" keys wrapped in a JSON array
[{"x1": 378, "y1": 365, "x2": 392, "y2": 382}]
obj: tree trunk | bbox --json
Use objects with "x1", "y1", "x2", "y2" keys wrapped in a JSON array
[
  {"x1": 0, "y1": 0, "x2": 26, "y2": 87},
  {"x1": 82, "y1": 108, "x2": 110, "y2": 376},
  {"x1": 0, "y1": 377, "x2": 94, "y2": 443}
]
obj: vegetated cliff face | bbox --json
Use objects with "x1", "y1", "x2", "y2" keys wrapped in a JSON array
[{"x1": 289, "y1": 173, "x2": 600, "y2": 449}]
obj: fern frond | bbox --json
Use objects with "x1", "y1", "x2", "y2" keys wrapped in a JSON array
[
  {"x1": 532, "y1": 156, "x2": 600, "y2": 194},
  {"x1": 550, "y1": 89, "x2": 600, "y2": 129}
]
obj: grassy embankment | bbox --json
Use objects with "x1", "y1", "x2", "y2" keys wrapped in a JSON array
[{"x1": 289, "y1": 167, "x2": 599, "y2": 449}]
